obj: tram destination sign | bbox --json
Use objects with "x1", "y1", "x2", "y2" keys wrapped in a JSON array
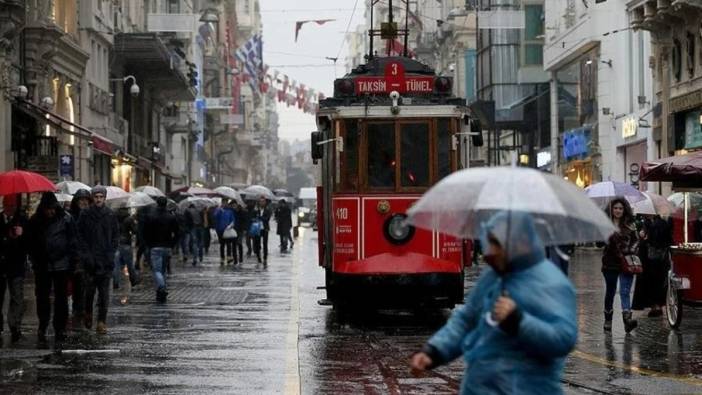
[
  {"x1": 354, "y1": 61, "x2": 435, "y2": 94},
  {"x1": 355, "y1": 76, "x2": 434, "y2": 94}
]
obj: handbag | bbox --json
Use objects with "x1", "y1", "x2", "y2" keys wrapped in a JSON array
[
  {"x1": 249, "y1": 220, "x2": 263, "y2": 237},
  {"x1": 223, "y1": 223, "x2": 237, "y2": 239},
  {"x1": 622, "y1": 254, "x2": 643, "y2": 274}
]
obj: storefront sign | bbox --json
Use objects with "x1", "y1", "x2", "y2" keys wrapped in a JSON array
[
  {"x1": 204, "y1": 97, "x2": 234, "y2": 110},
  {"x1": 671, "y1": 90, "x2": 702, "y2": 113},
  {"x1": 59, "y1": 155, "x2": 73, "y2": 178},
  {"x1": 685, "y1": 111, "x2": 702, "y2": 149},
  {"x1": 91, "y1": 134, "x2": 114, "y2": 155},
  {"x1": 622, "y1": 117, "x2": 637, "y2": 138},
  {"x1": 220, "y1": 113, "x2": 244, "y2": 125},
  {"x1": 562, "y1": 126, "x2": 591, "y2": 160},
  {"x1": 537, "y1": 151, "x2": 552, "y2": 168}
]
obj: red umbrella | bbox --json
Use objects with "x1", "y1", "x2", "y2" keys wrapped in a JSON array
[{"x1": 0, "y1": 170, "x2": 56, "y2": 196}]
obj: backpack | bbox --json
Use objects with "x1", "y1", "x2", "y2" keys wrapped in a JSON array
[{"x1": 249, "y1": 219, "x2": 263, "y2": 237}]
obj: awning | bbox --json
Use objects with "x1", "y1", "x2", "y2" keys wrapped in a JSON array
[
  {"x1": 641, "y1": 150, "x2": 702, "y2": 186},
  {"x1": 114, "y1": 33, "x2": 196, "y2": 101},
  {"x1": 13, "y1": 100, "x2": 92, "y2": 141},
  {"x1": 92, "y1": 134, "x2": 115, "y2": 155}
]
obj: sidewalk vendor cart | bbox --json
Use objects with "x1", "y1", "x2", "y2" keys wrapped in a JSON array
[{"x1": 641, "y1": 151, "x2": 702, "y2": 328}]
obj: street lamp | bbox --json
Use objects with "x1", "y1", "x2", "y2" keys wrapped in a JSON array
[
  {"x1": 111, "y1": 75, "x2": 140, "y2": 97},
  {"x1": 199, "y1": 8, "x2": 219, "y2": 23}
]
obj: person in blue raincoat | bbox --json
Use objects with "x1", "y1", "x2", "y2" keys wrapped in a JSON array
[{"x1": 411, "y1": 211, "x2": 577, "y2": 394}]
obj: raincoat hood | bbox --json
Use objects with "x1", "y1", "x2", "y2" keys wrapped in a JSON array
[{"x1": 481, "y1": 211, "x2": 545, "y2": 272}]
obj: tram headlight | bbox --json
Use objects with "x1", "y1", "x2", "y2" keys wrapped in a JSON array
[{"x1": 383, "y1": 213, "x2": 415, "y2": 245}]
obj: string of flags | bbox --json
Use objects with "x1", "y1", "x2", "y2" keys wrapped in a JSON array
[{"x1": 230, "y1": 34, "x2": 325, "y2": 114}]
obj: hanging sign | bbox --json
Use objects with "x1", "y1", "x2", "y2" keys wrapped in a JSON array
[{"x1": 622, "y1": 117, "x2": 637, "y2": 138}]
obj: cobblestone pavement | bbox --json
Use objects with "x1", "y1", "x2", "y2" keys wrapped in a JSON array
[{"x1": 1, "y1": 230, "x2": 702, "y2": 394}]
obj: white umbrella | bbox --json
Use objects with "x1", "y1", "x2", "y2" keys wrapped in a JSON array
[
  {"x1": 135, "y1": 185, "x2": 165, "y2": 197},
  {"x1": 110, "y1": 192, "x2": 156, "y2": 208},
  {"x1": 56, "y1": 181, "x2": 91, "y2": 195},
  {"x1": 585, "y1": 181, "x2": 646, "y2": 208},
  {"x1": 104, "y1": 186, "x2": 130, "y2": 201},
  {"x1": 242, "y1": 185, "x2": 275, "y2": 201},
  {"x1": 213, "y1": 186, "x2": 245, "y2": 206},
  {"x1": 178, "y1": 196, "x2": 217, "y2": 210},
  {"x1": 408, "y1": 167, "x2": 616, "y2": 246},
  {"x1": 54, "y1": 193, "x2": 74, "y2": 203}
]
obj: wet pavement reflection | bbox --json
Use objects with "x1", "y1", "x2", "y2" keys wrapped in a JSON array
[{"x1": 2, "y1": 230, "x2": 702, "y2": 394}]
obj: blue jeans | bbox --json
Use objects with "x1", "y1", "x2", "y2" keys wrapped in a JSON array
[
  {"x1": 179, "y1": 232, "x2": 190, "y2": 257},
  {"x1": 190, "y1": 228, "x2": 204, "y2": 263},
  {"x1": 114, "y1": 244, "x2": 137, "y2": 288},
  {"x1": 603, "y1": 271, "x2": 634, "y2": 312},
  {"x1": 150, "y1": 248, "x2": 171, "y2": 292}
]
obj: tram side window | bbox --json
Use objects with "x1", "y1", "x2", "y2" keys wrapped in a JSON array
[
  {"x1": 437, "y1": 119, "x2": 451, "y2": 180},
  {"x1": 340, "y1": 120, "x2": 359, "y2": 191},
  {"x1": 400, "y1": 123, "x2": 430, "y2": 187},
  {"x1": 367, "y1": 123, "x2": 396, "y2": 188}
]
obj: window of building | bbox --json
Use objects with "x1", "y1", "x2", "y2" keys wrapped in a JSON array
[
  {"x1": 53, "y1": 0, "x2": 78, "y2": 37},
  {"x1": 168, "y1": 0, "x2": 180, "y2": 13},
  {"x1": 522, "y1": 4, "x2": 544, "y2": 66},
  {"x1": 400, "y1": 123, "x2": 430, "y2": 187},
  {"x1": 367, "y1": 122, "x2": 396, "y2": 189}
]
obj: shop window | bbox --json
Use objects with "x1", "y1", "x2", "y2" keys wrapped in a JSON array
[
  {"x1": 339, "y1": 119, "x2": 360, "y2": 192},
  {"x1": 437, "y1": 119, "x2": 452, "y2": 180},
  {"x1": 400, "y1": 123, "x2": 430, "y2": 187},
  {"x1": 367, "y1": 123, "x2": 396, "y2": 189}
]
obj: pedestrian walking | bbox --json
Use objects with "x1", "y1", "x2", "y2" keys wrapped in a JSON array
[
  {"x1": 234, "y1": 203, "x2": 249, "y2": 263},
  {"x1": 602, "y1": 198, "x2": 640, "y2": 333},
  {"x1": 176, "y1": 207, "x2": 191, "y2": 263},
  {"x1": 187, "y1": 203, "x2": 205, "y2": 266},
  {"x1": 68, "y1": 189, "x2": 91, "y2": 326},
  {"x1": 143, "y1": 197, "x2": 179, "y2": 303},
  {"x1": 27, "y1": 192, "x2": 80, "y2": 343},
  {"x1": 0, "y1": 195, "x2": 28, "y2": 342},
  {"x1": 204, "y1": 206, "x2": 215, "y2": 255},
  {"x1": 252, "y1": 196, "x2": 272, "y2": 265},
  {"x1": 275, "y1": 199, "x2": 293, "y2": 253},
  {"x1": 114, "y1": 207, "x2": 139, "y2": 289},
  {"x1": 135, "y1": 205, "x2": 153, "y2": 272},
  {"x1": 214, "y1": 200, "x2": 237, "y2": 264},
  {"x1": 632, "y1": 214, "x2": 672, "y2": 317},
  {"x1": 410, "y1": 212, "x2": 577, "y2": 394},
  {"x1": 245, "y1": 200, "x2": 255, "y2": 257},
  {"x1": 77, "y1": 186, "x2": 119, "y2": 335}
]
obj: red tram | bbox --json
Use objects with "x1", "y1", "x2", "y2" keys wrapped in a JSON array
[{"x1": 310, "y1": 54, "x2": 479, "y2": 308}]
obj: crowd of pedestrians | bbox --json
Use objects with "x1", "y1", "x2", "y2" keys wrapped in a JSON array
[{"x1": 0, "y1": 186, "x2": 294, "y2": 346}]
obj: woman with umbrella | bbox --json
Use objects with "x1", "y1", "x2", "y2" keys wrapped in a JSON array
[
  {"x1": 602, "y1": 198, "x2": 640, "y2": 333},
  {"x1": 411, "y1": 211, "x2": 577, "y2": 394}
]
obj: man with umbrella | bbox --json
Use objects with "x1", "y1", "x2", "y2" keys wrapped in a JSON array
[
  {"x1": 0, "y1": 195, "x2": 29, "y2": 342},
  {"x1": 77, "y1": 186, "x2": 119, "y2": 334},
  {"x1": 68, "y1": 189, "x2": 91, "y2": 327}
]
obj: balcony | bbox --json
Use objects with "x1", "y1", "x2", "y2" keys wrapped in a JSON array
[{"x1": 147, "y1": 14, "x2": 197, "y2": 33}]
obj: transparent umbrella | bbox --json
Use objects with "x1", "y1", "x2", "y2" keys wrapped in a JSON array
[
  {"x1": 585, "y1": 181, "x2": 646, "y2": 208},
  {"x1": 55, "y1": 181, "x2": 90, "y2": 195},
  {"x1": 178, "y1": 196, "x2": 217, "y2": 210},
  {"x1": 134, "y1": 185, "x2": 165, "y2": 198},
  {"x1": 407, "y1": 167, "x2": 616, "y2": 249},
  {"x1": 213, "y1": 186, "x2": 245, "y2": 206},
  {"x1": 54, "y1": 193, "x2": 74, "y2": 203},
  {"x1": 104, "y1": 186, "x2": 130, "y2": 201},
  {"x1": 242, "y1": 185, "x2": 275, "y2": 201},
  {"x1": 632, "y1": 191, "x2": 673, "y2": 216},
  {"x1": 109, "y1": 192, "x2": 156, "y2": 209}
]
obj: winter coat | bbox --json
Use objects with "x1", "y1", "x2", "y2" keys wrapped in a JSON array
[
  {"x1": 236, "y1": 207, "x2": 251, "y2": 233},
  {"x1": 602, "y1": 222, "x2": 639, "y2": 273},
  {"x1": 136, "y1": 205, "x2": 154, "y2": 246},
  {"x1": 251, "y1": 206, "x2": 272, "y2": 232},
  {"x1": 424, "y1": 212, "x2": 577, "y2": 395},
  {"x1": 0, "y1": 211, "x2": 29, "y2": 278},
  {"x1": 187, "y1": 207, "x2": 204, "y2": 228},
  {"x1": 214, "y1": 207, "x2": 236, "y2": 234},
  {"x1": 77, "y1": 205, "x2": 119, "y2": 276},
  {"x1": 118, "y1": 210, "x2": 137, "y2": 246},
  {"x1": 275, "y1": 205, "x2": 293, "y2": 235},
  {"x1": 27, "y1": 209, "x2": 80, "y2": 273},
  {"x1": 144, "y1": 207, "x2": 179, "y2": 249}
]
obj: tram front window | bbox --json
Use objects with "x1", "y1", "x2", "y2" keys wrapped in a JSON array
[
  {"x1": 367, "y1": 123, "x2": 396, "y2": 188},
  {"x1": 401, "y1": 123, "x2": 430, "y2": 187}
]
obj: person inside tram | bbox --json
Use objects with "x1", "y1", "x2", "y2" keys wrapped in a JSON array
[{"x1": 410, "y1": 211, "x2": 577, "y2": 394}]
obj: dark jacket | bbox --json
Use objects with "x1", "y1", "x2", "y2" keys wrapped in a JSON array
[
  {"x1": 236, "y1": 206, "x2": 251, "y2": 233},
  {"x1": 251, "y1": 205, "x2": 272, "y2": 231},
  {"x1": 78, "y1": 205, "x2": 119, "y2": 275},
  {"x1": 28, "y1": 208, "x2": 79, "y2": 273},
  {"x1": 602, "y1": 222, "x2": 639, "y2": 273},
  {"x1": 187, "y1": 207, "x2": 204, "y2": 228},
  {"x1": 136, "y1": 205, "x2": 153, "y2": 246},
  {"x1": 0, "y1": 210, "x2": 29, "y2": 278},
  {"x1": 118, "y1": 210, "x2": 137, "y2": 246},
  {"x1": 144, "y1": 207, "x2": 179, "y2": 248},
  {"x1": 275, "y1": 205, "x2": 293, "y2": 235}
]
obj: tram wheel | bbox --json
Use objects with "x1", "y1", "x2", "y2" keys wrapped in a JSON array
[{"x1": 666, "y1": 278, "x2": 683, "y2": 329}]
